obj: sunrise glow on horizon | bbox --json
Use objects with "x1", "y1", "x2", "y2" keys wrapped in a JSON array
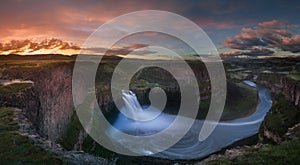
[{"x1": 0, "y1": 0, "x2": 299, "y2": 57}]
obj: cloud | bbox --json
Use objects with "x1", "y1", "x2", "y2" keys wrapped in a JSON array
[
  {"x1": 0, "y1": 0, "x2": 262, "y2": 43},
  {"x1": 1, "y1": 0, "x2": 300, "y2": 51},
  {"x1": 220, "y1": 50, "x2": 242, "y2": 58},
  {"x1": 84, "y1": 43, "x2": 157, "y2": 56},
  {"x1": 223, "y1": 20, "x2": 300, "y2": 57},
  {"x1": 0, "y1": 38, "x2": 80, "y2": 54},
  {"x1": 243, "y1": 47, "x2": 274, "y2": 56},
  {"x1": 105, "y1": 44, "x2": 148, "y2": 55},
  {"x1": 280, "y1": 35, "x2": 300, "y2": 53}
]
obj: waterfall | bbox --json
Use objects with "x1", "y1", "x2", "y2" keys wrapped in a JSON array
[
  {"x1": 121, "y1": 90, "x2": 143, "y2": 120},
  {"x1": 119, "y1": 90, "x2": 162, "y2": 122}
]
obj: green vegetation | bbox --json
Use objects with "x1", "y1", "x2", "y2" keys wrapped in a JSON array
[
  {"x1": 260, "y1": 94, "x2": 300, "y2": 137},
  {"x1": 227, "y1": 71, "x2": 250, "y2": 82},
  {"x1": 0, "y1": 107, "x2": 64, "y2": 164},
  {"x1": 0, "y1": 57, "x2": 74, "y2": 80},
  {"x1": 58, "y1": 112, "x2": 82, "y2": 150},
  {"x1": 82, "y1": 135, "x2": 115, "y2": 159},
  {"x1": 129, "y1": 67, "x2": 178, "y2": 89},
  {"x1": 197, "y1": 82, "x2": 258, "y2": 121},
  {"x1": 258, "y1": 73, "x2": 282, "y2": 84},
  {"x1": 59, "y1": 111, "x2": 115, "y2": 159},
  {"x1": 221, "y1": 82, "x2": 258, "y2": 120},
  {"x1": 208, "y1": 94, "x2": 300, "y2": 164},
  {"x1": 130, "y1": 79, "x2": 172, "y2": 89},
  {"x1": 287, "y1": 71, "x2": 300, "y2": 80},
  {"x1": 208, "y1": 138, "x2": 300, "y2": 165},
  {"x1": 0, "y1": 83, "x2": 32, "y2": 94}
]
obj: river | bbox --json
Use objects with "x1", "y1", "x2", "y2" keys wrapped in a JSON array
[{"x1": 110, "y1": 81, "x2": 272, "y2": 160}]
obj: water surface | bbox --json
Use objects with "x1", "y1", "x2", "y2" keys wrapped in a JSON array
[{"x1": 110, "y1": 81, "x2": 272, "y2": 159}]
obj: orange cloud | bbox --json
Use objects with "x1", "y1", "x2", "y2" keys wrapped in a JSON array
[
  {"x1": 0, "y1": 38, "x2": 80, "y2": 55},
  {"x1": 224, "y1": 20, "x2": 300, "y2": 57},
  {"x1": 0, "y1": 0, "x2": 243, "y2": 45}
]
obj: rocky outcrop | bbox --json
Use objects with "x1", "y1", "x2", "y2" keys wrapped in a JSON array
[
  {"x1": 257, "y1": 74, "x2": 300, "y2": 107},
  {"x1": 256, "y1": 73, "x2": 300, "y2": 143},
  {"x1": 0, "y1": 84, "x2": 41, "y2": 130},
  {"x1": 284, "y1": 123, "x2": 300, "y2": 140},
  {"x1": 281, "y1": 78, "x2": 300, "y2": 107},
  {"x1": 14, "y1": 107, "x2": 113, "y2": 165},
  {"x1": 262, "y1": 129, "x2": 282, "y2": 143},
  {"x1": 258, "y1": 91, "x2": 300, "y2": 144},
  {"x1": 0, "y1": 63, "x2": 78, "y2": 142},
  {"x1": 97, "y1": 92, "x2": 115, "y2": 115}
]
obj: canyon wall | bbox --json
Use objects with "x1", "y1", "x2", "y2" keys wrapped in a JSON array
[
  {"x1": 257, "y1": 74, "x2": 300, "y2": 143},
  {"x1": 28, "y1": 63, "x2": 75, "y2": 141},
  {"x1": 257, "y1": 74, "x2": 300, "y2": 107},
  {"x1": 281, "y1": 78, "x2": 300, "y2": 107},
  {"x1": 0, "y1": 63, "x2": 77, "y2": 142}
]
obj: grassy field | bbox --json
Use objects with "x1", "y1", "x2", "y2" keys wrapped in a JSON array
[
  {"x1": 0, "y1": 107, "x2": 64, "y2": 164},
  {"x1": 0, "y1": 56, "x2": 75, "y2": 80},
  {"x1": 0, "y1": 83, "x2": 32, "y2": 93}
]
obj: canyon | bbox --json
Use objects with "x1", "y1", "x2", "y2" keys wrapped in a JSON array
[
  {"x1": 0, "y1": 59, "x2": 211, "y2": 149},
  {"x1": 0, "y1": 56, "x2": 300, "y2": 164}
]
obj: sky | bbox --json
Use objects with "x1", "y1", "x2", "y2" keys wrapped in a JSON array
[{"x1": 0, "y1": 0, "x2": 299, "y2": 58}]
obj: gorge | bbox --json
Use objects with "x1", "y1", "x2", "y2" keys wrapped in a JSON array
[{"x1": 0, "y1": 56, "x2": 300, "y2": 164}]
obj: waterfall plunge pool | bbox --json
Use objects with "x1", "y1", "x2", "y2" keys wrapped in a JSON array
[{"x1": 108, "y1": 81, "x2": 272, "y2": 160}]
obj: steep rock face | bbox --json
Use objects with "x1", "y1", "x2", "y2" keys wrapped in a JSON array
[
  {"x1": 257, "y1": 75, "x2": 300, "y2": 107},
  {"x1": 0, "y1": 84, "x2": 41, "y2": 129},
  {"x1": 281, "y1": 78, "x2": 300, "y2": 107},
  {"x1": 257, "y1": 74, "x2": 300, "y2": 143},
  {"x1": 0, "y1": 63, "x2": 85, "y2": 142},
  {"x1": 97, "y1": 93, "x2": 115, "y2": 114},
  {"x1": 28, "y1": 63, "x2": 75, "y2": 141}
]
